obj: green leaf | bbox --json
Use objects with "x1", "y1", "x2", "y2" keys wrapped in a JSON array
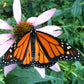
[
  {"x1": 5, "y1": 68, "x2": 41, "y2": 84},
  {"x1": 64, "y1": 81, "x2": 70, "y2": 84},
  {"x1": 0, "y1": 81, "x2": 5, "y2": 84},
  {"x1": 71, "y1": 0, "x2": 82, "y2": 17},
  {"x1": 72, "y1": 69, "x2": 84, "y2": 84},
  {"x1": 50, "y1": 71, "x2": 64, "y2": 84},
  {"x1": 4, "y1": 8, "x2": 11, "y2": 12},
  {"x1": 47, "y1": 19, "x2": 52, "y2": 25},
  {"x1": 80, "y1": 1, "x2": 84, "y2": 5},
  {"x1": 72, "y1": 77, "x2": 78, "y2": 84},
  {"x1": 75, "y1": 61, "x2": 82, "y2": 70},
  {"x1": 5, "y1": 67, "x2": 61, "y2": 84},
  {"x1": 77, "y1": 16, "x2": 84, "y2": 25},
  {"x1": 0, "y1": 9, "x2": 4, "y2": 13},
  {"x1": 53, "y1": 7, "x2": 71, "y2": 18}
]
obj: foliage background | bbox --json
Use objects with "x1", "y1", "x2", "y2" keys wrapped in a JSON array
[{"x1": 0, "y1": 0, "x2": 84, "y2": 84}]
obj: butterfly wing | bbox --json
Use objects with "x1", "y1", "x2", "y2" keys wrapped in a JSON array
[
  {"x1": 1, "y1": 43, "x2": 16, "y2": 66},
  {"x1": 34, "y1": 39, "x2": 55, "y2": 68},
  {"x1": 18, "y1": 39, "x2": 32, "y2": 69},
  {"x1": 1, "y1": 30, "x2": 82, "y2": 69},
  {"x1": 1, "y1": 32, "x2": 32, "y2": 68},
  {"x1": 36, "y1": 31, "x2": 82, "y2": 62}
]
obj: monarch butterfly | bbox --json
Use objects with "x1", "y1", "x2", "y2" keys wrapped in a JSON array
[{"x1": 1, "y1": 26, "x2": 82, "y2": 69}]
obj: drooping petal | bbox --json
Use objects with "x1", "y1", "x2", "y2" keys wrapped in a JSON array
[
  {"x1": 13, "y1": 0, "x2": 21, "y2": 24},
  {"x1": 36, "y1": 25, "x2": 62, "y2": 37},
  {"x1": 4, "y1": 64, "x2": 17, "y2": 77},
  {"x1": 36, "y1": 25, "x2": 61, "y2": 31},
  {"x1": 33, "y1": 8, "x2": 56, "y2": 26},
  {"x1": 0, "y1": 39, "x2": 15, "y2": 58},
  {"x1": 0, "y1": 34, "x2": 13, "y2": 44},
  {"x1": 34, "y1": 67, "x2": 45, "y2": 78},
  {"x1": 48, "y1": 31, "x2": 62, "y2": 37},
  {"x1": 50, "y1": 63, "x2": 61, "y2": 72},
  {"x1": 27, "y1": 17, "x2": 37, "y2": 25},
  {"x1": 0, "y1": 19, "x2": 14, "y2": 30}
]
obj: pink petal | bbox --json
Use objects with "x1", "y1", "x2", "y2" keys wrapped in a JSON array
[
  {"x1": 0, "y1": 34, "x2": 13, "y2": 44},
  {"x1": 0, "y1": 39, "x2": 15, "y2": 58},
  {"x1": 36, "y1": 25, "x2": 61, "y2": 32},
  {"x1": 13, "y1": 0, "x2": 21, "y2": 24},
  {"x1": 34, "y1": 67, "x2": 45, "y2": 78},
  {"x1": 4, "y1": 64, "x2": 17, "y2": 77},
  {"x1": 27, "y1": 17, "x2": 37, "y2": 25},
  {"x1": 36, "y1": 26, "x2": 62, "y2": 37},
  {"x1": 48, "y1": 31, "x2": 63, "y2": 37},
  {"x1": 0, "y1": 19, "x2": 14, "y2": 30},
  {"x1": 33, "y1": 8, "x2": 56, "y2": 26},
  {"x1": 50, "y1": 63, "x2": 61, "y2": 72}
]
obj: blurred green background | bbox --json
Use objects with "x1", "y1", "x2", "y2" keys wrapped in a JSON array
[{"x1": 0, "y1": 0, "x2": 84, "y2": 84}]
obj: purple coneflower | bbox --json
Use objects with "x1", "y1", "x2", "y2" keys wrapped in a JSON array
[{"x1": 0, "y1": 0, "x2": 62, "y2": 78}]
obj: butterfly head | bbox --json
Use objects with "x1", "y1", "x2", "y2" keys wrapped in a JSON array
[{"x1": 14, "y1": 21, "x2": 33, "y2": 39}]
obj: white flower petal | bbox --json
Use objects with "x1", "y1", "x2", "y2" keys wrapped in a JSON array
[
  {"x1": 36, "y1": 26, "x2": 62, "y2": 36},
  {"x1": 0, "y1": 34, "x2": 13, "y2": 44},
  {"x1": 4, "y1": 64, "x2": 17, "y2": 77},
  {"x1": 0, "y1": 19, "x2": 13, "y2": 30},
  {"x1": 50, "y1": 63, "x2": 61, "y2": 72},
  {"x1": 13, "y1": 0, "x2": 21, "y2": 24},
  {"x1": 48, "y1": 31, "x2": 63, "y2": 37},
  {"x1": 36, "y1": 25, "x2": 61, "y2": 32},
  {"x1": 33, "y1": 8, "x2": 56, "y2": 26},
  {"x1": 27, "y1": 17, "x2": 37, "y2": 25},
  {"x1": 34, "y1": 67, "x2": 45, "y2": 78},
  {"x1": 0, "y1": 39, "x2": 15, "y2": 58}
]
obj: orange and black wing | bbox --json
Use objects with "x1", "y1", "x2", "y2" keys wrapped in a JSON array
[
  {"x1": 34, "y1": 39, "x2": 55, "y2": 68},
  {"x1": 18, "y1": 39, "x2": 32, "y2": 69},
  {"x1": 1, "y1": 32, "x2": 32, "y2": 69},
  {"x1": 35, "y1": 31, "x2": 82, "y2": 63}
]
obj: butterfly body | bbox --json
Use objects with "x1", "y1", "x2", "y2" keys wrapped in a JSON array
[
  {"x1": 30, "y1": 27, "x2": 36, "y2": 60},
  {"x1": 1, "y1": 26, "x2": 82, "y2": 69}
]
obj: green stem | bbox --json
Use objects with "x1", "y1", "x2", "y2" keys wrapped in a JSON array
[{"x1": 70, "y1": 71, "x2": 84, "y2": 81}]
